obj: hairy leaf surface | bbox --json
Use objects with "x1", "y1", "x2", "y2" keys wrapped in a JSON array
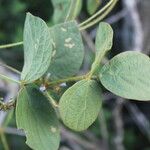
[
  {"x1": 47, "y1": 21, "x2": 84, "y2": 80},
  {"x1": 100, "y1": 51, "x2": 150, "y2": 101},
  {"x1": 16, "y1": 85, "x2": 60, "y2": 150},
  {"x1": 21, "y1": 13, "x2": 53, "y2": 83},
  {"x1": 91, "y1": 22, "x2": 113, "y2": 74},
  {"x1": 59, "y1": 80, "x2": 102, "y2": 131},
  {"x1": 95, "y1": 22, "x2": 113, "y2": 55}
]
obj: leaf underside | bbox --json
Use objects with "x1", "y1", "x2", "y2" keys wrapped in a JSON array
[
  {"x1": 59, "y1": 79, "x2": 102, "y2": 131},
  {"x1": 21, "y1": 13, "x2": 53, "y2": 83},
  {"x1": 100, "y1": 51, "x2": 150, "y2": 101}
]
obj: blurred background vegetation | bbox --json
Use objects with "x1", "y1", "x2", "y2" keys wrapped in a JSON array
[{"x1": 0, "y1": 0, "x2": 150, "y2": 150}]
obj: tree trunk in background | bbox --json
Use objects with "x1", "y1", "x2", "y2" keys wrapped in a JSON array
[{"x1": 139, "y1": 0, "x2": 150, "y2": 54}]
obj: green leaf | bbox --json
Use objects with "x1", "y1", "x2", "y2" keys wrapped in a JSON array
[
  {"x1": 59, "y1": 79, "x2": 102, "y2": 131},
  {"x1": 52, "y1": 0, "x2": 71, "y2": 24},
  {"x1": 87, "y1": 0, "x2": 101, "y2": 15},
  {"x1": 47, "y1": 21, "x2": 84, "y2": 80},
  {"x1": 95, "y1": 22, "x2": 113, "y2": 55},
  {"x1": 90, "y1": 22, "x2": 113, "y2": 75},
  {"x1": 100, "y1": 51, "x2": 150, "y2": 101},
  {"x1": 16, "y1": 84, "x2": 60, "y2": 150},
  {"x1": 21, "y1": 13, "x2": 53, "y2": 83}
]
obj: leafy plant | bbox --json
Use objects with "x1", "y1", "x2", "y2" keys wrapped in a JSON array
[{"x1": 0, "y1": 0, "x2": 150, "y2": 150}]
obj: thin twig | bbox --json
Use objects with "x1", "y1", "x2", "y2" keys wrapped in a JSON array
[
  {"x1": 79, "y1": 0, "x2": 118, "y2": 30},
  {"x1": 123, "y1": 0, "x2": 143, "y2": 51},
  {"x1": 112, "y1": 98, "x2": 125, "y2": 150},
  {"x1": 0, "y1": 73, "x2": 20, "y2": 84},
  {"x1": 79, "y1": 0, "x2": 115, "y2": 27},
  {"x1": 98, "y1": 107, "x2": 109, "y2": 150},
  {"x1": 125, "y1": 101, "x2": 150, "y2": 141},
  {"x1": 0, "y1": 41, "x2": 23, "y2": 49},
  {"x1": 0, "y1": 63, "x2": 21, "y2": 75}
]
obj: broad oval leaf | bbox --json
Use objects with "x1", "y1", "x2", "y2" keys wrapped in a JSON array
[
  {"x1": 16, "y1": 84, "x2": 60, "y2": 150},
  {"x1": 100, "y1": 51, "x2": 150, "y2": 101},
  {"x1": 59, "y1": 79, "x2": 102, "y2": 131},
  {"x1": 47, "y1": 21, "x2": 84, "y2": 80},
  {"x1": 87, "y1": 0, "x2": 101, "y2": 15},
  {"x1": 21, "y1": 13, "x2": 53, "y2": 83}
]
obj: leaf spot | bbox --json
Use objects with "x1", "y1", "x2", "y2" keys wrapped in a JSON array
[
  {"x1": 61, "y1": 27, "x2": 67, "y2": 32},
  {"x1": 50, "y1": 126, "x2": 57, "y2": 133},
  {"x1": 52, "y1": 39, "x2": 56, "y2": 48},
  {"x1": 39, "y1": 85, "x2": 46, "y2": 92},
  {"x1": 65, "y1": 38, "x2": 72, "y2": 43},
  {"x1": 64, "y1": 43, "x2": 75, "y2": 49},
  {"x1": 35, "y1": 44, "x2": 37, "y2": 49},
  {"x1": 52, "y1": 50, "x2": 56, "y2": 57}
]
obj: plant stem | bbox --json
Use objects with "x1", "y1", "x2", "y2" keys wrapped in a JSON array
[
  {"x1": 44, "y1": 91, "x2": 59, "y2": 108},
  {"x1": 0, "y1": 132, "x2": 9, "y2": 150},
  {"x1": 79, "y1": 0, "x2": 114, "y2": 27},
  {"x1": 71, "y1": 0, "x2": 81, "y2": 20},
  {"x1": 65, "y1": 0, "x2": 81, "y2": 21},
  {"x1": 0, "y1": 73, "x2": 20, "y2": 84},
  {"x1": 47, "y1": 75, "x2": 87, "y2": 86},
  {"x1": 79, "y1": 0, "x2": 118, "y2": 30},
  {"x1": 0, "y1": 63, "x2": 21, "y2": 74},
  {"x1": 0, "y1": 41, "x2": 23, "y2": 49}
]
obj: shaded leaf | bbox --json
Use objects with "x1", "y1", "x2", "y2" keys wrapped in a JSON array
[
  {"x1": 21, "y1": 13, "x2": 53, "y2": 83},
  {"x1": 91, "y1": 22, "x2": 113, "y2": 74},
  {"x1": 87, "y1": 0, "x2": 101, "y2": 15},
  {"x1": 59, "y1": 79, "x2": 102, "y2": 131},
  {"x1": 100, "y1": 51, "x2": 150, "y2": 101},
  {"x1": 52, "y1": 0, "x2": 71, "y2": 24},
  {"x1": 95, "y1": 22, "x2": 113, "y2": 55},
  {"x1": 47, "y1": 21, "x2": 84, "y2": 80},
  {"x1": 16, "y1": 84, "x2": 60, "y2": 150}
]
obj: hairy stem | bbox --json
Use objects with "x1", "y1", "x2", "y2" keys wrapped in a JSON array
[{"x1": 0, "y1": 63, "x2": 21, "y2": 74}]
